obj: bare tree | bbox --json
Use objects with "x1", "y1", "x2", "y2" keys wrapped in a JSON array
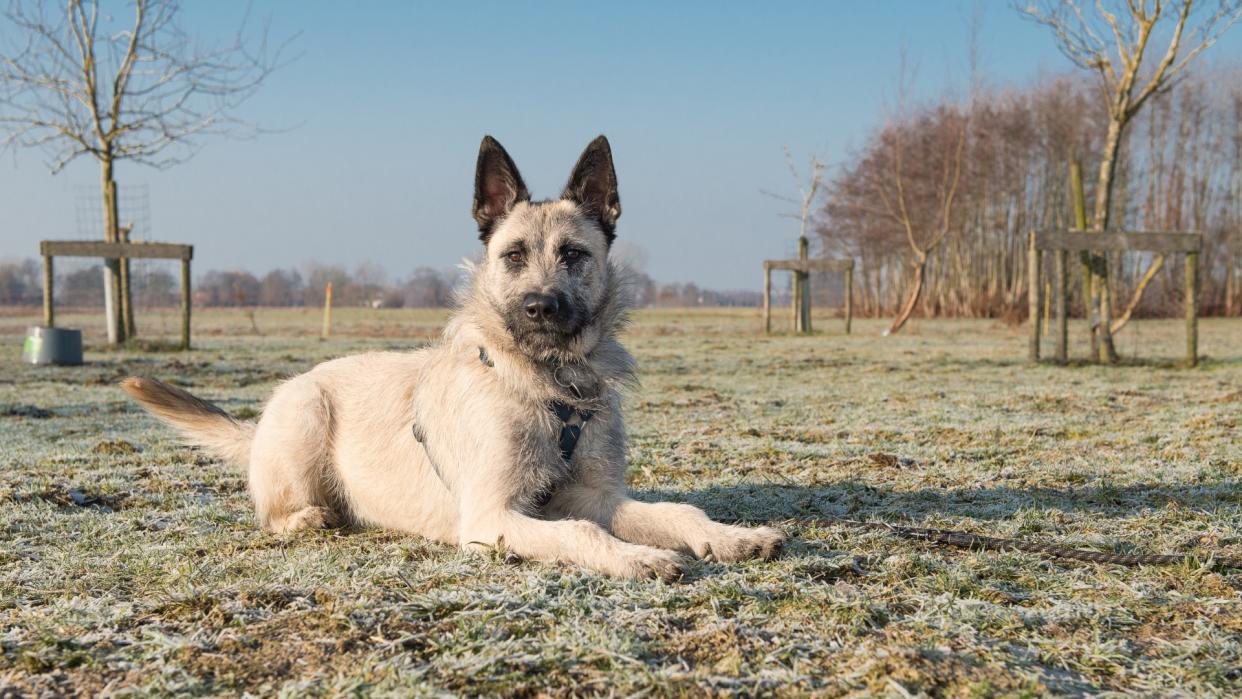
[
  {"x1": 1229, "y1": 88, "x2": 1242, "y2": 315},
  {"x1": 867, "y1": 45, "x2": 969, "y2": 336},
  {"x1": 761, "y1": 146, "x2": 824, "y2": 333},
  {"x1": 878, "y1": 110, "x2": 968, "y2": 335},
  {"x1": 258, "y1": 268, "x2": 303, "y2": 307},
  {"x1": 354, "y1": 261, "x2": 387, "y2": 307},
  {"x1": 1019, "y1": 0, "x2": 1242, "y2": 361},
  {"x1": 0, "y1": 0, "x2": 292, "y2": 344}
]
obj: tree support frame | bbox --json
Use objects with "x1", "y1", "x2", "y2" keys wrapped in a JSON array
[
  {"x1": 39, "y1": 240, "x2": 194, "y2": 350},
  {"x1": 1028, "y1": 230, "x2": 1201, "y2": 367},
  {"x1": 763, "y1": 258, "x2": 854, "y2": 335}
]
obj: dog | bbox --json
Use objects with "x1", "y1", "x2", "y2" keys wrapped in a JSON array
[{"x1": 122, "y1": 135, "x2": 785, "y2": 580}]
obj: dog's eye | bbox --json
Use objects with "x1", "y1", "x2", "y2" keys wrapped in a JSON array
[
  {"x1": 505, "y1": 251, "x2": 525, "y2": 264},
  {"x1": 563, "y1": 248, "x2": 586, "y2": 262}
]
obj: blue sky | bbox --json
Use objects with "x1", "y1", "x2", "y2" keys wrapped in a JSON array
[{"x1": 3, "y1": 1, "x2": 1241, "y2": 290}]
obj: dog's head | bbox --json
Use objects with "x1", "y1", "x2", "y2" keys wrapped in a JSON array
[{"x1": 469, "y1": 135, "x2": 623, "y2": 359}]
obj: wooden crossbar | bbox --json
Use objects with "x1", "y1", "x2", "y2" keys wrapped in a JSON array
[
  {"x1": 40, "y1": 240, "x2": 193, "y2": 260},
  {"x1": 764, "y1": 258, "x2": 855, "y2": 273},
  {"x1": 1034, "y1": 231, "x2": 1201, "y2": 253}
]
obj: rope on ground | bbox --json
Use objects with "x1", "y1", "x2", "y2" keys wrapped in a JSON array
[{"x1": 782, "y1": 518, "x2": 1242, "y2": 570}]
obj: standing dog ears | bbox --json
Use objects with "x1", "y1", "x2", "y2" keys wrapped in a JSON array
[
  {"x1": 562, "y1": 135, "x2": 621, "y2": 243},
  {"x1": 473, "y1": 135, "x2": 530, "y2": 243}
]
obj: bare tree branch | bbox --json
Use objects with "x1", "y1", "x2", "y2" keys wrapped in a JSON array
[
  {"x1": 0, "y1": 0, "x2": 296, "y2": 171},
  {"x1": 0, "y1": 0, "x2": 295, "y2": 345}
]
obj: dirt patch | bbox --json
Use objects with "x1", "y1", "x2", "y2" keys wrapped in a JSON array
[
  {"x1": 0, "y1": 404, "x2": 54, "y2": 419},
  {"x1": 853, "y1": 643, "x2": 1051, "y2": 697},
  {"x1": 92, "y1": 439, "x2": 140, "y2": 455},
  {"x1": 34, "y1": 485, "x2": 128, "y2": 511},
  {"x1": 867, "y1": 453, "x2": 916, "y2": 469},
  {"x1": 173, "y1": 609, "x2": 378, "y2": 693}
]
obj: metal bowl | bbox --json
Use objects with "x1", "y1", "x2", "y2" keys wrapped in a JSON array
[{"x1": 22, "y1": 326, "x2": 83, "y2": 366}]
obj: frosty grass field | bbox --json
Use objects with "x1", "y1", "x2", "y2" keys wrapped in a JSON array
[{"x1": 1, "y1": 307, "x2": 1240, "y2": 696}]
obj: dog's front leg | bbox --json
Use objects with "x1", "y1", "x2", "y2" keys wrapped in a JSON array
[
  {"x1": 547, "y1": 485, "x2": 786, "y2": 563},
  {"x1": 457, "y1": 506, "x2": 687, "y2": 581},
  {"x1": 415, "y1": 367, "x2": 687, "y2": 580}
]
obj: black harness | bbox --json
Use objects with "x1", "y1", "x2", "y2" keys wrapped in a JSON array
[
  {"x1": 413, "y1": 347, "x2": 595, "y2": 463},
  {"x1": 479, "y1": 345, "x2": 595, "y2": 461},
  {"x1": 549, "y1": 399, "x2": 594, "y2": 462}
]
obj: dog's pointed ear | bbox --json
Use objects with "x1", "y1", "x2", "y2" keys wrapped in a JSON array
[
  {"x1": 562, "y1": 135, "x2": 621, "y2": 243},
  {"x1": 473, "y1": 135, "x2": 530, "y2": 243}
]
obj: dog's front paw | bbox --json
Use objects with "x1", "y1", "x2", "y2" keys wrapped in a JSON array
[
  {"x1": 614, "y1": 546, "x2": 689, "y2": 582},
  {"x1": 694, "y1": 525, "x2": 786, "y2": 562}
]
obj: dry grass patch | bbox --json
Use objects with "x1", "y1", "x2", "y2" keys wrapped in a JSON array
[{"x1": 1, "y1": 310, "x2": 1241, "y2": 695}]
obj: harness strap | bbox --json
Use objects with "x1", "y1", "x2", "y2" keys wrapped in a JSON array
[
  {"x1": 414, "y1": 347, "x2": 594, "y2": 463},
  {"x1": 550, "y1": 400, "x2": 594, "y2": 461}
]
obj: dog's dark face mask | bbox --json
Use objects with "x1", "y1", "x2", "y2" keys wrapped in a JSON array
[
  {"x1": 501, "y1": 287, "x2": 590, "y2": 355},
  {"x1": 469, "y1": 135, "x2": 621, "y2": 359}
]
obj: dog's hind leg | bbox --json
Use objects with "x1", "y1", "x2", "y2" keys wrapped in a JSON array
[
  {"x1": 546, "y1": 485, "x2": 785, "y2": 562},
  {"x1": 247, "y1": 377, "x2": 340, "y2": 534}
]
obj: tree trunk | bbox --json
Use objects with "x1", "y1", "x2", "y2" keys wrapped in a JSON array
[
  {"x1": 1227, "y1": 255, "x2": 1237, "y2": 316},
  {"x1": 1111, "y1": 253, "x2": 1165, "y2": 333},
  {"x1": 887, "y1": 253, "x2": 926, "y2": 335},
  {"x1": 100, "y1": 157, "x2": 125, "y2": 345},
  {"x1": 1092, "y1": 117, "x2": 1124, "y2": 363},
  {"x1": 795, "y1": 235, "x2": 811, "y2": 333}
]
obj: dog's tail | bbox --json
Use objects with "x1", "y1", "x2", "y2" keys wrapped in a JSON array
[{"x1": 120, "y1": 377, "x2": 254, "y2": 466}]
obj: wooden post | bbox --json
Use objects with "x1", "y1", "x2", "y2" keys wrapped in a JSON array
[
  {"x1": 1054, "y1": 249, "x2": 1068, "y2": 363},
  {"x1": 1042, "y1": 279, "x2": 1051, "y2": 336},
  {"x1": 796, "y1": 236, "x2": 811, "y2": 333},
  {"x1": 180, "y1": 258, "x2": 192, "y2": 351},
  {"x1": 843, "y1": 264, "x2": 853, "y2": 335},
  {"x1": 119, "y1": 224, "x2": 135, "y2": 338},
  {"x1": 1070, "y1": 159, "x2": 1097, "y2": 356},
  {"x1": 789, "y1": 270, "x2": 797, "y2": 332},
  {"x1": 1028, "y1": 231, "x2": 1041, "y2": 362},
  {"x1": 762, "y1": 264, "x2": 772, "y2": 334},
  {"x1": 42, "y1": 254, "x2": 54, "y2": 327},
  {"x1": 322, "y1": 282, "x2": 334, "y2": 339},
  {"x1": 1186, "y1": 251, "x2": 1198, "y2": 367}
]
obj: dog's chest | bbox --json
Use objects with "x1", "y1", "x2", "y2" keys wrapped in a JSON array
[
  {"x1": 508, "y1": 402, "x2": 596, "y2": 509},
  {"x1": 414, "y1": 342, "x2": 622, "y2": 510}
]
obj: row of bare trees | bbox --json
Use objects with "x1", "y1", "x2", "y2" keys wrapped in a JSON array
[
  {"x1": 0, "y1": 260, "x2": 459, "y2": 309},
  {"x1": 817, "y1": 0, "x2": 1242, "y2": 348},
  {"x1": 0, "y1": 259, "x2": 765, "y2": 310},
  {"x1": 819, "y1": 30, "x2": 1242, "y2": 333}
]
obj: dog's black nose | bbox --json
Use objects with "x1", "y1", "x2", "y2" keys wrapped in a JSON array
[{"x1": 523, "y1": 293, "x2": 559, "y2": 320}]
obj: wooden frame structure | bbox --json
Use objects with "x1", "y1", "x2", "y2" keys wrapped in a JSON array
[
  {"x1": 763, "y1": 258, "x2": 854, "y2": 334},
  {"x1": 1027, "y1": 230, "x2": 1201, "y2": 366},
  {"x1": 40, "y1": 240, "x2": 195, "y2": 350}
]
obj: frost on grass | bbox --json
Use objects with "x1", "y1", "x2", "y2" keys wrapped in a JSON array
[{"x1": 1, "y1": 310, "x2": 1240, "y2": 696}]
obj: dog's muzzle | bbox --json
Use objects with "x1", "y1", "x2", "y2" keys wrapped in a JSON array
[
  {"x1": 523, "y1": 293, "x2": 560, "y2": 321},
  {"x1": 509, "y1": 291, "x2": 580, "y2": 343}
]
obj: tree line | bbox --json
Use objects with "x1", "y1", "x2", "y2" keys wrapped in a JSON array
[
  {"x1": 0, "y1": 260, "x2": 763, "y2": 309},
  {"x1": 818, "y1": 64, "x2": 1242, "y2": 321}
]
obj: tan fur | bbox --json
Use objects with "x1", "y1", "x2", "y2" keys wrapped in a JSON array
[
  {"x1": 122, "y1": 137, "x2": 784, "y2": 579},
  {"x1": 119, "y1": 377, "x2": 254, "y2": 465}
]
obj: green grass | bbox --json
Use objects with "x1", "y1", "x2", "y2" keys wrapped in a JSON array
[{"x1": 2, "y1": 307, "x2": 1241, "y2": 696}]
